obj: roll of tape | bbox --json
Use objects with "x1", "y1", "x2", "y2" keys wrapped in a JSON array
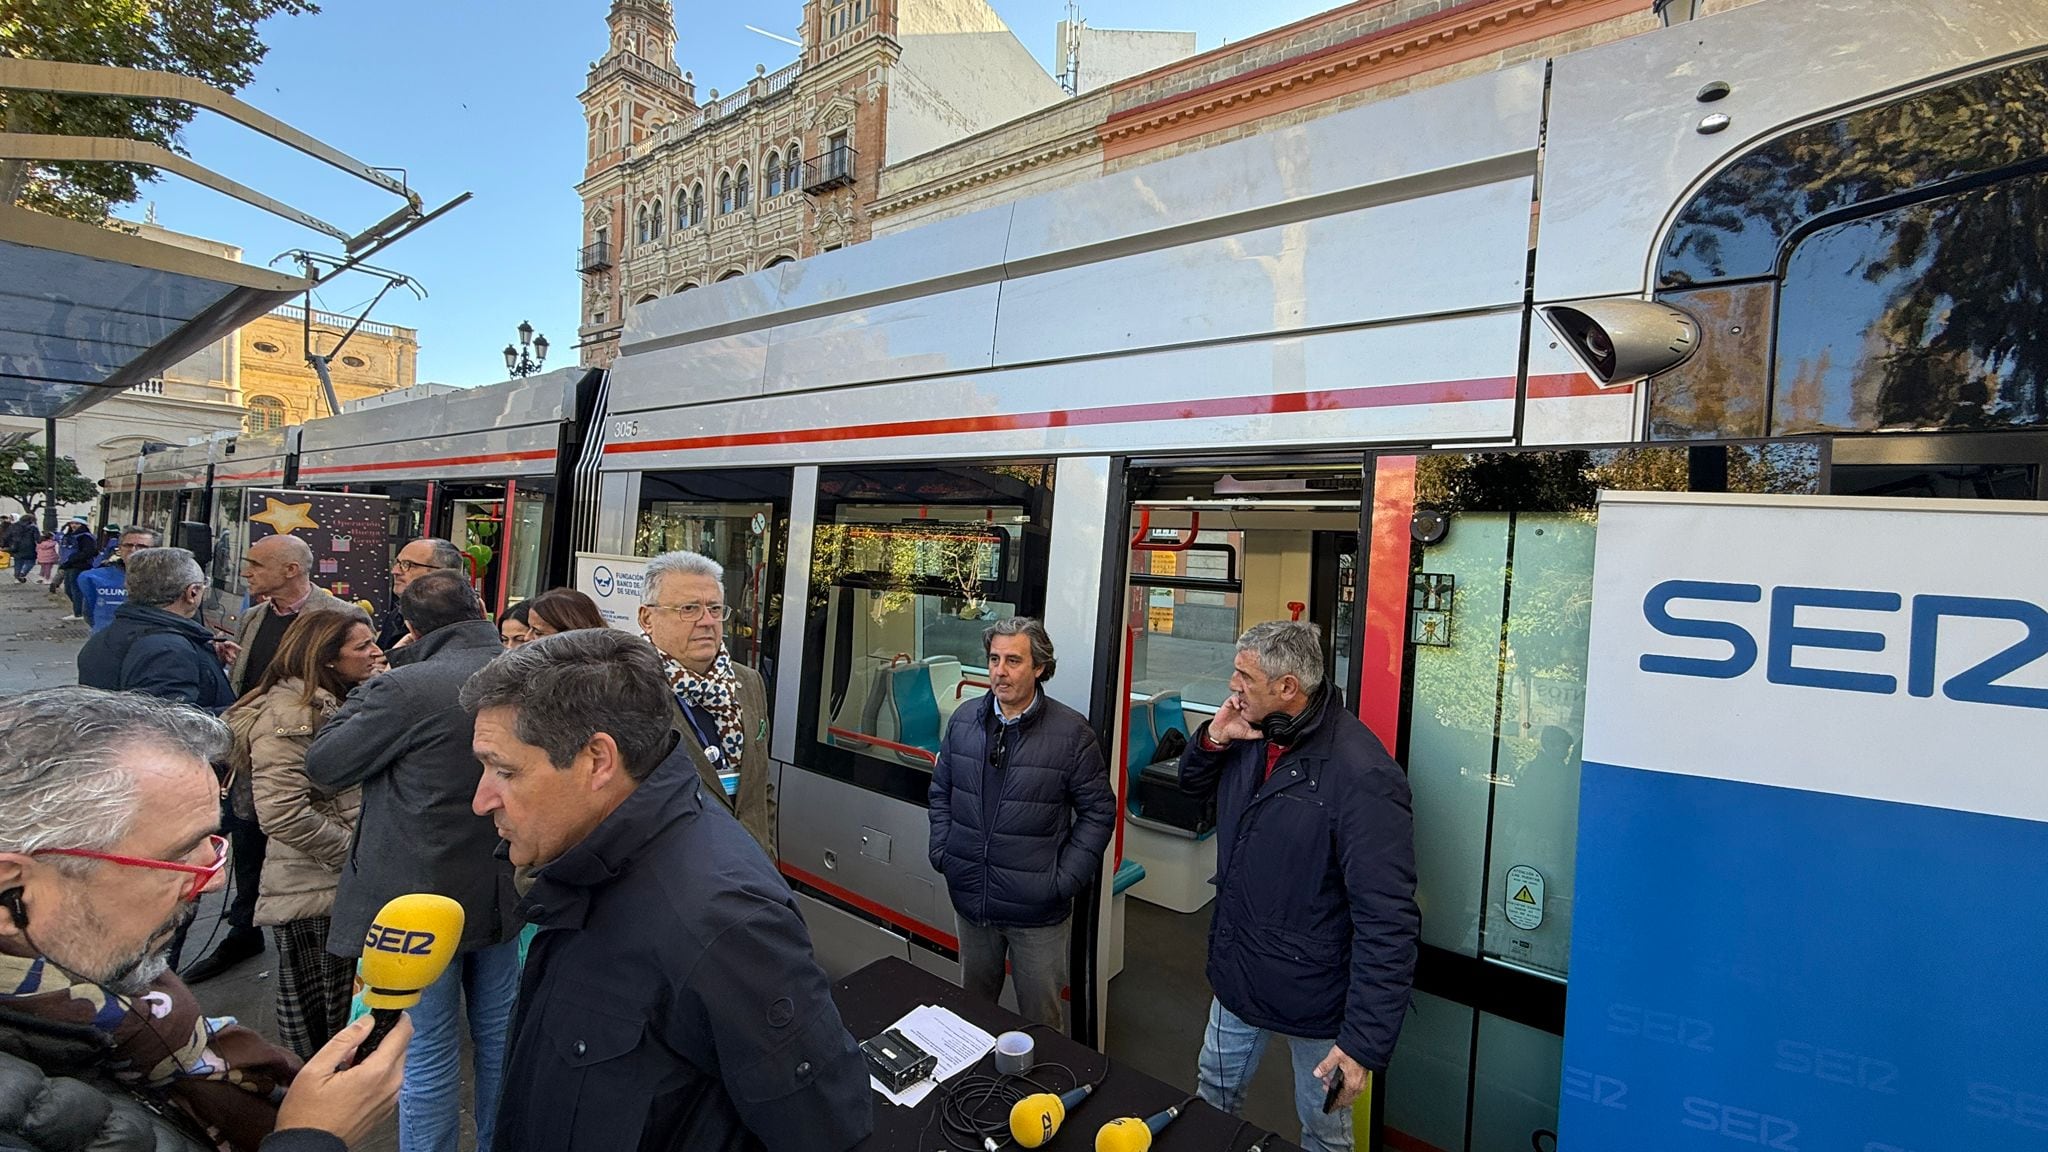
[{"x1": 994, "y1": 1030, "x2": 1035, "y2": 1075}]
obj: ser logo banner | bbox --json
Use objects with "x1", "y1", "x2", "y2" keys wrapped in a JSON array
[{"x1": 1639, "y1": 581, "x2": 2048, "y2": 709}]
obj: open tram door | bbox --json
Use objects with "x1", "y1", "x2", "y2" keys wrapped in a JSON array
[{"x1": 1104, "y1": 458, "x2": 1381, "y2": 1146}]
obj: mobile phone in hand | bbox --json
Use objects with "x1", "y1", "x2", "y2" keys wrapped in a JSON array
[{"x1": 1322, "y1": 1070, "x2": 1344, "y2": 1114}]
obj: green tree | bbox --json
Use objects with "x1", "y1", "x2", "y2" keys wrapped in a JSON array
[
  {"x1": 0, "y1": 442, "x2": 98, "y2": 517},
  {"x1": 0, "y1": 0, "x2": 317, "y2": 220}
]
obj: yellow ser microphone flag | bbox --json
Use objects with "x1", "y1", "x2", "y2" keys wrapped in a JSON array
[
  {"x1": 1096, "y1": 1104, "x2": 1181, "y2": 1152},
  {"x1": 355, "y1": 893, "x2": 464, "y2": 1062},
  {"x1": 1010, "y1": 1084, "x2": 1094, "y2": 1148}
]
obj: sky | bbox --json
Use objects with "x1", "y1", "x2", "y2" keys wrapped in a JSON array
[{"x1": 135, "y1": 1, "x2": 1336, "y2": 385}]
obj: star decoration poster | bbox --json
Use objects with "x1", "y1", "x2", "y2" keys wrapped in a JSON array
[{"x1": 245, "y1": 489, "x2": 391, "y2": 614}]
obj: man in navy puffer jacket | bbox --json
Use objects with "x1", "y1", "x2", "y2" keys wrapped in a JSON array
[{"x1": 928, "y1": 617, "x2": 1114, "y2": 1029}]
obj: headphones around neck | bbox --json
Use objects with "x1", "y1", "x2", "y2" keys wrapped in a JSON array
[{"x1": 1260, "y1": 681, "x2": 1329, "y2": 748}]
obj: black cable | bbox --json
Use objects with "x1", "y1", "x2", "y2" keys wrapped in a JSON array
[{"x1": 936, "y1": 1060, "x2": 1087, "y2": 1151}]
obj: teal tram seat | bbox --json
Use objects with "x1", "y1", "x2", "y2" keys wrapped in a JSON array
[{"x1": 1125, "y1": 691, "x2": 1216, "y2": 837}]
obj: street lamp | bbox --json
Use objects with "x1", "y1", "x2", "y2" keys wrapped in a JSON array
[
  {"x1": 9, "y1": 458, "x2": 25, "y2": 475},
  {"x1": 504, "y1": 320, "x2": 548, "y2": 378}
]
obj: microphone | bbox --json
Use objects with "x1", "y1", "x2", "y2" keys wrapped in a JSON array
[
  {"x1": 1095, "y1": 1104, "x2": 1181, "y2": 1152},
  {"x1": 1009, "y1": 1084, "x2": 1094, "y2": 1148},
  {"x1": 354, "y1": 893, "x2": 464, "y2": 1063}
]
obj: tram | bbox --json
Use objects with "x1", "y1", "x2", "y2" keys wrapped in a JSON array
[
  {"x1": 570, "y1": 0, "x2": 2048, "y2": 1147},
  {"x1": 293, "y1": 366, "x2": 604, "y2": 617}
]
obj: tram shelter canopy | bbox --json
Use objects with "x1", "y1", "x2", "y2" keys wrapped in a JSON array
[{"x1": 0, "y1": 202, "x2": 311, "y2": 420}]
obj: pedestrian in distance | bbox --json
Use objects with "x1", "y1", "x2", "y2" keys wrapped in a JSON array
[
  {"x1": 498, "y1": 600, "x2": 535, "y2": 649},
  {"x1": 3, "y1": 513, "x2": 36, "y2": 582},
  {"x1": 522, "y1": 586, "x2": 607, "y2": 637},
  {"x1": 0, "y1": 686, "x2": 412, "y2": 1152},
  {"x1": 638, "y1": 550, "x2": 778, "y2": 855},
  {"x1": 55, "y1": 517, "x2": 95, "y2": 615},
  {"x1": 77, "y1": 547, "x2": 234, "y2": 714},
  {"x1": 74, "y1": 526, "x2": 158, "y2": 632},
  {"x1": 927, "y1": 616, "x2": 1115, "y2": 1030},
  {"x1": 224, "y1": 607, "x2": 382, "y2": 1058},
  {"x1": 467, "y1": 627, "x2": 873, "y2": 1152},
  {"x1": 34, "y1": 530, "x2": 57, "y2": 583},
  {"x1": 1176, "y1": 621, "x2": 1419, "y2": 1152},
  {"x1": 305, "y1": 571, "x2": 521, "y2": 1152}
]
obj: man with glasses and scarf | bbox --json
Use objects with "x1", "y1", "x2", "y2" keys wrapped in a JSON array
[
  {"x1": 0, "y1": 687, "x2": 410, "y2": 1152},
  {"x1": 927, "y1": 617, "x2": 1114, "y2": 1030},
  {"x1": 638, "y1": 550, "x2": 776, "y2": 854}
]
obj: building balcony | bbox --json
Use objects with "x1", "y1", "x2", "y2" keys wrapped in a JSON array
[
  {"x1": 802, "y1": 145, "x2": 858, "y2": 194},
  {"x1": 577, "y1": 240, "x2": 614, "y2": 275}
]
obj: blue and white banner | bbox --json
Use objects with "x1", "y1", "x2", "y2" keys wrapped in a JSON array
[
  {"x1": 1563, "y1": 492, "x2": 2048, "y2": 1152},
  {"x1": 572, "y1": 551, "x2": 649, "y2": 633}
]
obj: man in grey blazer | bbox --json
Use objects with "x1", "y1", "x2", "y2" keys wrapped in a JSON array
[{"x1": 230, "y1": 534, "x2": 348, "y2": 694}]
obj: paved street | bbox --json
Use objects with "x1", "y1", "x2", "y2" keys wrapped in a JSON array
[{"x1": 0, "y1": 576, "x2": 451, "y2": 1152}]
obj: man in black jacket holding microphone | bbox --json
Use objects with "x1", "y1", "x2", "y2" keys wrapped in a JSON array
[{"x1": 463, "y1": 627, "x2": 871, "y2": 1152}]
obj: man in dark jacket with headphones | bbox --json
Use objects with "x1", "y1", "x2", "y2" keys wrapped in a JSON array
[
  {"x1": 928, "y1": 617, "x2": 1114, "y2": 1029},
  {"x1": 1178, "y1": 620, "x2": 1418, "y2": 1152}
]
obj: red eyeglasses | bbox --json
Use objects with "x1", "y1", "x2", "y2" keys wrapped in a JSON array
[{"x1": 36, "y1": 834, "x2": 230, "y2": 902}]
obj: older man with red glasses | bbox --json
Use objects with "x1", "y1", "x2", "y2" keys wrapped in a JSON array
[{"x1": 0, "y1": 687, "x2": 410, "y2": 1152}]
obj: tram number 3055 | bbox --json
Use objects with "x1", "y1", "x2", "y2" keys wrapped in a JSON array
[{"x1": 1640, "y1": 581, "x2": 2048, "y2": 710}]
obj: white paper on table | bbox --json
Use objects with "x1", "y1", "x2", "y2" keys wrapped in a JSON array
[{"x1": 866, "y1": 1003, "x2": 998, "y2": 1107}]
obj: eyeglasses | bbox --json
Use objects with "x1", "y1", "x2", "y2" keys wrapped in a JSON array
[
  {"x1": 391, "y1": 558, "x2": 438, "y2": 574},
  {"x1": 991, "y1": 725, "x2": 1011, "y2": 772},
  {"x1": 646, "y1": 602, "x2": 731, "y2": 621},
  {"x1": 35, "y1": 834, "x2": 230, "y2": 903}
]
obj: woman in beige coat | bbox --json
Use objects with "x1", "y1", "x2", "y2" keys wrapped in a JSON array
[{"x1": 224, "y1": 606, "x2": 384, "y2": 1057}]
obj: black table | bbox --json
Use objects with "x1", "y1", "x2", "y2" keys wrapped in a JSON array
[{"x1": 833, "y1": 957, "x2": 1301, "y2": 1152}]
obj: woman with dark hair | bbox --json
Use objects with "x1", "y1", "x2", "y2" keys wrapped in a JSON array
[
  {"x1": 499, "y1": 600, "x2": 536, "y2": 649},
  {"x1": 526, "y1": 587, "x2": 608, "y2": 637},
  {"x1": 223, "y1": 608, "x2": 384, "y2": 1057}
]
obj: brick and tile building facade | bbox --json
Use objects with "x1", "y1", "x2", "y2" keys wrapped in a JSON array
[{"x1": 574, "y1": 0, "x2": 1062, "y2": 367}]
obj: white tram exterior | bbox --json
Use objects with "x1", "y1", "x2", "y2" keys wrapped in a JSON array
[
  {"x1": 575, "y1": 1, "x2": 2048, "y2": 1147},
  {"x1": 90, "y1": 0, "x2": 2047, "y2": 1146}
]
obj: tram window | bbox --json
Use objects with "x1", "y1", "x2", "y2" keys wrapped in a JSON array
[
  {"x1": 210, "y1": 487, "x2": 250, "y2": 608},
  {"x1": 1773, "y1": 171, "x2": 2048, "y2": 434},
  {"x1": 505, "y1": 487, "x2": 549, "y2": 606},
  {"x1": 1395, "y1": 445, "x2": 1819, "y2": 976},
  {"x1": 1128, "y1": 529, "x2": 1242, "y2": 710},
  {"x1": 798, "y1": 461, "x2": 1054, "y2": 805},
  {"x1": 636, "y1": 467, "x2": 792, "y2": 679}
]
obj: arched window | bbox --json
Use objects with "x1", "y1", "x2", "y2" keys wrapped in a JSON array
[
  {"x1": 635, "y1": 205, "x2": 649, "y2": 244},
  {"x1": 674, "y1": 282, "x2": 698, "y2": 294},
  {"x1": 765, "y1": 254, "x2": 795, "y2": 268},
  {"x1": 635, "y1": 292, "x2": 660, "y2": 305},
  {"x1": 676, "y1": 195, "x2": 688, "y2": 232},
  {"x1": 718, "y1": 268, "x2": 746, "y2": 281},
  {"x1": 246, "y1": 396, "x2": 288, "y2": 433},
  {"x1": 735, "y1": 165, "x2": 751, "y2": 210},
  {"x1": 690, "y1": 182, "x2": 705, "y2": 225},
  {"x1": 766, "y1": 152, "x2": 782, "y2": 198},
  {"x1": 719, "y1": 172, "x2": 734, "y2": 215},
  {"x1": 785, "y1": 143, "x2": 801, "y2": 192},
  {"x1": 649, "y1": 199, "x2": 663, "y2": 239}
]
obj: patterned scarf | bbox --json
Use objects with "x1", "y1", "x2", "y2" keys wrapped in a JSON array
[
  {"x1": 0, "y1": 951, "x2": 299, "y2": 1151},
  {"x1": 647, "y1": 634, "x2": 747, "y2": 766}
]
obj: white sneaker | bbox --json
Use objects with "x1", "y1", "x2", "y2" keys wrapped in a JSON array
[{"x1": 60, "y1": 615, "x2": 81, "y2": 621}]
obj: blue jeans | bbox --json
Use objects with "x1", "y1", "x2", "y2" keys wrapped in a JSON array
[
  {"x1": 11, "y1": 554, "x2": 29, "y2": 581},
  {"x1": 1197, "y1": 998, "x2": 1352, "y2": 1152},
  {"x1": 399, "y1": 936, "x2": 521, "y2": 1152}
]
